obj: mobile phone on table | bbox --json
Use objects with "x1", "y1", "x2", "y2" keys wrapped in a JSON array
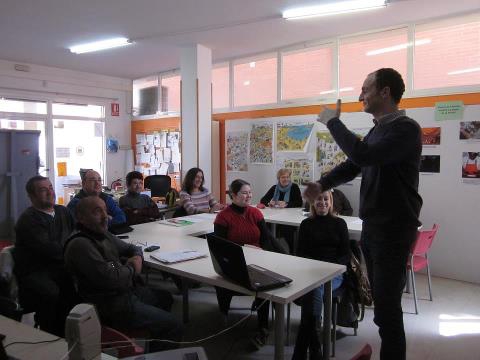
[
  {"x1": 117, "y1": 235, "x2": 129, "y2": 239},
  {"x1": 144, "y1": 245, "x2": 160, "y2": 252}
]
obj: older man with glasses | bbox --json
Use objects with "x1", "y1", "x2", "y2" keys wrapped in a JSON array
[{"x1": 67, "y1": 169, "x2": 126, "y2": 227}]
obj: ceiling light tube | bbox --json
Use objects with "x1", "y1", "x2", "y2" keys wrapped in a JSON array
[
  {"x1": 366, "y1": 39, "x2": 431, "y2": 56},
  {"x1": 447, "y1": 67, "x2": 480, "y2": 76},
  {"x1": 283, "y1": 0, "x2": 387, "y2": 20},
  {"x1": 69, "y1": 37, "x2": 132, "y2": 54}
]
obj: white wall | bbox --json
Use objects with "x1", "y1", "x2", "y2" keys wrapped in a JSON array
[
  {"x1": 226, "y1": 105, "x2": 480, "y2": 284},
  {"x1": 0, "y1": 59, "x2": 132, "y2": 184}
]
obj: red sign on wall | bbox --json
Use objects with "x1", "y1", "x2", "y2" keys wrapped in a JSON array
[{"x1": 111, "y1": 103, "x2": 120, "y2": 116}]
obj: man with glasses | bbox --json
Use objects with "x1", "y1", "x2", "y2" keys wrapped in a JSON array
[
  {"x1": 67, "y1": 169, "x2": 126, "y2": 227},
  {"x1": 14, "y1": 176, "x2": 78, "y2": 336}
]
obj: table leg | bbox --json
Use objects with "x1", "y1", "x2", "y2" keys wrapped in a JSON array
[
  {"x1": 182, "y1": 280, "x2": 189, "y2": 323},
  {"x1": 272, "y1": 223, "x2": 277, "y2": 238},
  {"x1": 273, "y1": 302, "x2": 285, "y2": 360},
  {"x1": 323, "y1": 280, "x2": 332, "y2": 360}
]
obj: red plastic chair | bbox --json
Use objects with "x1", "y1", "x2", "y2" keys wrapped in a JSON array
[
  {"x1": 350, "y1": 344, "x2": 372, "y2": 360},
  {"x1": 101, "y1": 326, "x2": 144, "y2": 358},
  {"x1": 407, "y1": 224, "x2": 438, "y2": 314}
]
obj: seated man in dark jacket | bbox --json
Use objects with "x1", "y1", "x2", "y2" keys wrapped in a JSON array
[
  {"x1": 67, "y1": 169, "x2": 126, "y2": 228},
  {"x1": 14, "y1": 176, "x2": 78, "y2": 336},
  {"x1": 119, "y1": 171, "x2": 160, "y2": 225},
  {"x1": 64, "y1": 196, "x2": 182, "y2": 351}
]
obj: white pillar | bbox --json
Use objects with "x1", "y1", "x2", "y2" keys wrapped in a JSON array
[{"x1": 180, "y1": 44, "x2": 212, "y2": 190}]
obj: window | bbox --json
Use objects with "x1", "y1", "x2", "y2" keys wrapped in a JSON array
[
  {"x1": 0, "y1": 98, "x2": 46, "y2": 114},
  {"x1": 161, "y1": 74, "x2": 181, "y2": 114},
  {"x1": 234, "y1": 54, "x2": 277, "y2": 107},
  {"x1": 414, "y1": 15, "x2": 480, "y2": 90},
  {"x1": 339, "y1": 28, "x2": 408, "y2": 98},
  {"x1": 282, "y1": 45, "x2": 334, "y2": 100},
  {"x1": 133, "y1": 76, "x2": 159, "y2": 116},
  {"x1": 52, "y1": 103, "x2": 104, "y2": 118},
  {"x1": 212, "y1": 64, "x2": 230, "y2": 109}
]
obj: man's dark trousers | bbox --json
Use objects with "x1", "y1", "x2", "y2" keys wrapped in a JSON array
[{"x1": 361, "y1": 223, "x2": 417, "y2": 360}]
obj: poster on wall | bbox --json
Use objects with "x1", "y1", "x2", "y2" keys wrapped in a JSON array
[
  {"x1": 421, "y1": 127, "x2": 441, "y2": 145},
  {"x1": 460, "y1": 121, "x2": 480, "y2": 141},
  {"x1": 249, "y1": 123, "x2": 273, "y2": 164},
  {"x1": 227, "y1": 131, "x2": 249, "y2": 172},
  {"x1": 276, "y1": 153, "x2": 313, "y2": 185},
  {"x1": 276, "y1": 122, "x2": 314, "y2": 152},
  {"x1": 316, "y1": 128, "x2": 370, "y2": 176},
  {"x1": 420, "y1": 155, "x2": 441, "y2": 173},
  {"x1": 462, "y1": 152, "x2": 480, "y2": 182}
]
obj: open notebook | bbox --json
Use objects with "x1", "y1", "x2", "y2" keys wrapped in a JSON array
[{"x1": 150, "y1": 249, "x2": 207, "y2": 264}]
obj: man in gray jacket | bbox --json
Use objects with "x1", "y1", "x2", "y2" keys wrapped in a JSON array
[{"x1": 64, "y1": 196, "x2": 182, "y2": 351}]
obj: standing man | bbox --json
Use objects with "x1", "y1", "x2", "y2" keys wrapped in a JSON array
[
  {"x1": 14, "y1": 176, "x2": 78, "y2": 336},
  {"x1": 67, "y1": 169, "x2": 126, "y2": 227},
  {"x1": 304, "y1": 68, "x2": 422, "y2": 360}
]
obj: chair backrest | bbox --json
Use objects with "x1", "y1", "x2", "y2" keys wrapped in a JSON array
[
  {"x1": 411, "y1": 224, "x2": 439, "y2": 256},
  {"x1": 144, "y1": 175, "x2": 171, "y2": 197},
  {"x1": 350, "y1": 344, "x2": 372, "y2": 360},
  {"x1": 0, "y1": 246, "x2": 18, "y2": 300},
  {"x1": 101, "y1": 326, "x2": 144, "y2": 358}
]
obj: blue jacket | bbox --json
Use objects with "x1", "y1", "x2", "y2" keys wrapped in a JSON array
[{"x1": 67, "y1": 190, "x2": 126, "y2": 226}]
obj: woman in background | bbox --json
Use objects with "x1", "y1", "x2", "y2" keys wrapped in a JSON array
[
  {"x1": 214, "y1": 179, "x2": 285, "y2": 350},
  {"x1": 179, "y1": 167, "x2": 224, "y2": 215},
  {"x1": 260, "y1": 168, "x2": 302, "y2": 208},
  {"x1": 292, "y1": 190, "x2": 351, "y2": 360}
]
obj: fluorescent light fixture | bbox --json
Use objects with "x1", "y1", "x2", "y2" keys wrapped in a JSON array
[
  {"x1": 283, "y1": 0, "x2": 387, "y2": 20},
  {"x1": 249, "y1": 62, "x2": 256, "y2": 68},
  {"x1": 243, "y1": 80, "x2": 251, "y2": 86},
  {"x1": 69, "y1": 37, "x2": 132, "y2": 54},
  {"x1": 447, "y1": 67, "x2": 480, "y2": 76},
  {"x1": 320, "y1": 87, "x2": 354, "y2": 95},
  {"x1": 366, "y1": 39, "x2": 431, "y2": 56}
]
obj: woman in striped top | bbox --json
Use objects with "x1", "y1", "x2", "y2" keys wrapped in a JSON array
[{"x1": 179, "y1": 168, "x2": 224, "y2": 215}]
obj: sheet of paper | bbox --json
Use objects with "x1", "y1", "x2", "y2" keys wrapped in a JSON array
[
  {"x1": 160, "y1": 132, "x2": 167, "y2": 148},
  {"x1": 158, "y1": 163, "x2": 169, "y2": 175},
  {"x1": 146, "y1": 134, "x2": 154, "y2": 145},
  {"x1": 153, "y1": 134, "x2": 161, "y2": 146},
  {"x1": 163, "y1": 148, "x2": 171, "y2": 162},
  {"x1": 136, "y1": 134, "x2": 146, "y2": 145},
  {"x1": 171, "y1": 148, "x2": 181, "y2": 163}
]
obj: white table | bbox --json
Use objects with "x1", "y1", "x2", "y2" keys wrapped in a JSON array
[
  {"x1": 0, "y1": 315, "x2": 115, "y2": 360},
  {"x1": 130, "y1": 218, "x2": 346, "y2": 360}
]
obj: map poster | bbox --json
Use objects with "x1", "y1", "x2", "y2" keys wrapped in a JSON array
[
  {"x1": 276, "y1": 153, "x2": 314, "y2": 186},
  {"x1": 226, "y1": 131, "x2": 249, "y2": 172},
  {"x1": 316, "y1": 128, "x2": 370, "y2": 176},
  {"x1": 276, "y1": 122, "x2": 314, "y2": 152},
  {"x1": 250, "y1": 123, "x2": 273, "y2": 164}
]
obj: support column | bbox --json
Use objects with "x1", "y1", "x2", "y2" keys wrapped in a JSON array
[{"x1": 180, "y1": 45, "x2": 212, "y2": 189}]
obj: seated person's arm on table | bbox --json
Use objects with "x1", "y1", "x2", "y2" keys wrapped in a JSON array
[
  {"x1": 260, "y1": 186, "x2": 275, "y2": 206},
  {"x1": 106, "y1": 196, "x2": 127, "y2": 224},
  {"x1": 65, "y1": 239, "x2": 135, "y2": 292},
  {"x1": 180, "y1": 193, "x2": 200, "y2": 215}
]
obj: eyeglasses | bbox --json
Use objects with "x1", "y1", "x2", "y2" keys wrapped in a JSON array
[
  {"x1": 238, "y1": 191, "x2": 252, "y2": 196},
  {"x1": 86, "y1": 178, "x2": 102, "y2": 183}
]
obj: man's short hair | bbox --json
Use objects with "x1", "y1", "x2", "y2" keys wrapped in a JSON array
[
  {"x1": 126, "y1": 171, "x2": 143, "y2": 186},
  {"x1": 75, "y1": 196, "x2": 99, "y2": 220},
  {"x1": 374, "y1": 68, "x2": 405, "y2": 104},
  {"x1": 25, "y1": 175, "x2": 48, "y2": 196}
]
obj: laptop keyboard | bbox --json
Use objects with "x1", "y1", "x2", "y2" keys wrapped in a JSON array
[{"x1": 248, "y1": 267, "x2": 281, "y2": 286}]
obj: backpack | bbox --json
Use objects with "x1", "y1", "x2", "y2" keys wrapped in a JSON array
[{"x1": 337, "y1": 248, "x2": 372, "y2": 327}]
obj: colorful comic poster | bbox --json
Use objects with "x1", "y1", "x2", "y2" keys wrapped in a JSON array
[
  {"x1": 250, "y1": 123, "x2": 273, "y2": 164},
  {"x1": 276, "y1": 122, "x2": 314, "y2": 152},
  {"x1": 226, "y1": 132, "x2": 248, "y2": 172},
  {"x1": 316, "y1": 128, "x2": 369, "y2": 176},
  {"x1": 276, "y1": 153, "x2": 314, "y2": 186},
  {"x1": 421, "y1": 127, "x2": 441, "y2": 145},
  {"x1": 460, "y1": 121, "x2": 480, "y2": 141}
]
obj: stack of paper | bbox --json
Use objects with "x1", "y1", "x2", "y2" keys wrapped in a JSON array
[{"x1": 150, "y1": 249, "x2": 207, "y2": 264}]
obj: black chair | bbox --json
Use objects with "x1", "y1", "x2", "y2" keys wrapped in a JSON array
[{"x1": 144, "y1": 175, "x2": 171, "y2": 197}]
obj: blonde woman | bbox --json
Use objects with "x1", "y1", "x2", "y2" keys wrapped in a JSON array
[
  {"x1": 292, "y1": 190, "x2": 350, "y2": 360},
  {"x1": 260, "y1": 168, "x2": 302, "y2": 208}
]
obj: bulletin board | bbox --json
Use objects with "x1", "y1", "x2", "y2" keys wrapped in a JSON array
[{"x1": 131, "y1": 117, "x2": 181, "y2": 190}]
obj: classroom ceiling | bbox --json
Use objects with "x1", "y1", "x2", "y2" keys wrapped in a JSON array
[{"x1": 0, "y1": 0, "x2": 479, "y2": 80}]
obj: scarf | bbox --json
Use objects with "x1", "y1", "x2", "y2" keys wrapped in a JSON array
[{"x1": 273, "y1": 181, "x2": 292, "y2": 203}]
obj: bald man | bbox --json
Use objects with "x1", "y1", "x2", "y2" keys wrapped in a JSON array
[
  {"x1": 67, "y1": 169, "x2": 126, "y2": 227},
  {"x1": 64, "y1": 196, "x2": 182, "y2": 351}
]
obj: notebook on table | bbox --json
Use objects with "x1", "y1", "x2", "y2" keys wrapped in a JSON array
[
  {"x1": 150, "y1": 249, "x2": 207, "y2": 264},
  {"x1": 206, "y1": 234, "x2": 292, "y2": 291}
]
